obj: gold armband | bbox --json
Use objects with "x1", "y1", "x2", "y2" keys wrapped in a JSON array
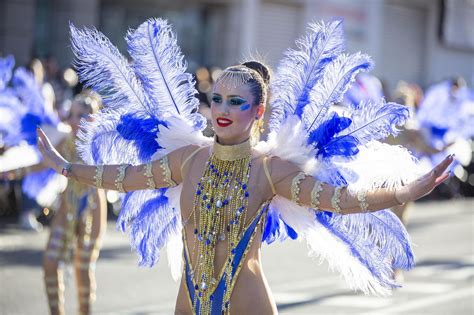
[
  {"x1": 290, "y1": 172, "x2": 306, "y2": 205},
  {"x1": 159, "y1": 156, "x2": 177, "y2": 187},
  {"x1": 331, "y1": 186, "x2": 344, "y2": 214},
  {"x1": 310, "y1": 180, "x2": 324, "y2": 209},
  {"x1": 393, "y1": 189, "x2": 406, "y2": 206},
  {"x1": 93, "y1": 165, "x2": 104, "y2": 189},
  {"x1": 357, "y1": 191, "x2": 369, "y2": 213},
  {"x1": 144, "y1": 162, "x2": 156, "y2": 189},
  {"x1": 114, "y1": 164, "x2": 129, "y2": 193}
]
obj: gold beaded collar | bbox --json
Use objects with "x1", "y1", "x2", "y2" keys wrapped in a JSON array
[{"x1": 213, "y1": 138, "x2": 252, "y2": 161}]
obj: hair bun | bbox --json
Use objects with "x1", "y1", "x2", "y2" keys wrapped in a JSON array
[{"x1": 242, "y1": 61, "x2": 271, "y2": 85}]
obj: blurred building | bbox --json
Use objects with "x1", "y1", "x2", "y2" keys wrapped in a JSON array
[{"x1": 0, "y1": 0, "x2": 473, "y2": 91}]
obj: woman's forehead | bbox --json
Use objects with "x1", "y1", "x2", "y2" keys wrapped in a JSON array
[{"x1": 213, "y1": 81, "x2": 252, "y2": 97}]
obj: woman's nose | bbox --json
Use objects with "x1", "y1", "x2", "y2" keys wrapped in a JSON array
[{"x1": 220, "y1": 103, "x2": 230, "y2": 115}]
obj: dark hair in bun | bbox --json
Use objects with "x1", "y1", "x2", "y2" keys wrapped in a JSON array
[{"x1": 242, "y1": 61, "x2": 271, "y2": 85}]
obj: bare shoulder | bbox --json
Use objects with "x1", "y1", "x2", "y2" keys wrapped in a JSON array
[{"x1": 266, "y1": 156, "x2": 302, "y2": 182}]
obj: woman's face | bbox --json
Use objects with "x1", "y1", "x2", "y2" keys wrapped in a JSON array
[
  {"x1": 67, "y1": 102, "x2": 90, "y2": 135},
  {"x1": 210, "y1": 82, "x2": 261, "y2": 145}
]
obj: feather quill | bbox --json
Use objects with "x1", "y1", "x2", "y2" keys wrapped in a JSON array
[
  {"x1": 69, "y1": 23, "x2": 151, "y2": 115},
  {"x1": 269, "y1": 20, "x2": 345, "y2": 131},
  {"x1": 304, "y1": 53, "x2": 372, "y2": 132},
  {"x1": 126, "y1": 18, "x2": 201, "y2": 122}
]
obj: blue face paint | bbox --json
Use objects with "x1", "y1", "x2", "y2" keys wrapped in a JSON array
[{"x1": 240, "y1": 103, "x2": 251, "y2": 111}]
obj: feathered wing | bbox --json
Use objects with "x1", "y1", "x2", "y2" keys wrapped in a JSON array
[
  {"x1": 269, "y1": 20, "x2": 345, "y2": 131},
  {"x1": 303, "y1": 52, "x2": 373, "y2": 132},
  {"x1": 263, "y1": 20, "x2": 424, "y2": 295},
  {"x1": 126, "y1": 18, "x2": 203, "y2": 124},
  {"x1": 71, "y1": 20, "x2": 209, "y2": 275}
]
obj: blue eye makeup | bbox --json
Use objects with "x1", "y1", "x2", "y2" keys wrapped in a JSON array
[
  {"x1": 211, "y1": 95, "x2": 222, "y2": 103},
  {"x1": 239, "y1": 104, "x2": 251, "y2": 111},
  {"x1": 229, "y1": 97, "x2": 247, "y2": 106}
]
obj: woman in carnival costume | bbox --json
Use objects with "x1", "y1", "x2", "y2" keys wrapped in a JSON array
[
  {"x1": 0, "y1": 61, "x2": 107, "y2": 315},
  {"x1": 37, "y1": 19, "x2": 452, "y2": 314}
]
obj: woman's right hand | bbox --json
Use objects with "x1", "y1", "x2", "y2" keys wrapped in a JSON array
[{"x1": 37, "y1": 128, "x2": 69, "y2": 174}]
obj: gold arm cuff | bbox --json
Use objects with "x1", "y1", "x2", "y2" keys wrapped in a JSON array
[
  {"x1": 93, "y1": 165, "x2": 104, "y2": 189},
  {"x1": 331, "y1": 186, "x2": 344, "y2": 214},
  {"x1": 290, "y1": 172, "x2": 306, "y2": 205},
  {"x1": 357, "y1": 191, "x2": 369, "y2": 212},
  {"x1": 114, "y1": 164, "x2": 129, "y2": 193},
  {"x1": 310, "y1": 180, "x2": 324, "y2": 209},
  {"x1": 394, "y1": 189, "x2": 405, "y2": 206},
  {"x1": 144, "y1": 162, "x2": 157, "y2": 189},
  {"x1": 159, "y1": 156, "x2": 177, "y2": 187}
]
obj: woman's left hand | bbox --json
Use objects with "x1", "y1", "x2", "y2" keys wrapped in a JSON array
[
  {"x1": 396, "y1": 155, "x2": 454, "y2": 203},
  {"x1": 37, "y1": 128, "x2": 69, "y2": 174}
]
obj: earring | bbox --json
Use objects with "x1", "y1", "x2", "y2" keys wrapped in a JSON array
[{"x1": 255, "y1": 116, "x2": 259, "y2": 120}]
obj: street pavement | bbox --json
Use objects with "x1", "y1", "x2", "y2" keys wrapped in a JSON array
[{"x1": 1, "y1": 199, "x2": 473, "y2": 314}]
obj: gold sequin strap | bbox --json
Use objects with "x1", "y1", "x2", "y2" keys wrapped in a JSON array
[
  {"x1": 263, "y1": 157, "x2": 276, "y2": 195},
  {"x1": 159, "y1": 156, "x2": 177, "y2": 187},
  {"x1": 114, "y1": 164, "x2": 129, "y2": 193},
  {"x1": 144, "y1": 162, "x2": 157, "y2": 189},
  {"x1": 357, "y1": 191, "x2": 369, "y2": 212},
  {"x1": 290, "y1": 172, "x2": 306, "y2": 205},
  {"x1": 310, "y1": 180, "x2": 324, "y2": 209},
  {"x1": 331, "y1": 186, "x2": 345, "y2": 214},
  {"x1": 93, "y1": 165, "x2": 104, "y2": 189}
]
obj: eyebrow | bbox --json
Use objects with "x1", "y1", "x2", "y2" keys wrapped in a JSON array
[{"x1": 212, "y1": 93, "x2": 245, "y2": 99}]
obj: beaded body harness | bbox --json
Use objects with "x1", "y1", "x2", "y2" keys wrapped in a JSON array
[{"x1": 183, "y1": 139, "x2": 266, "y2": 314}]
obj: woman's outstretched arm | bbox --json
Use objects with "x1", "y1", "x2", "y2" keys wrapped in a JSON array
[
  {"x1": 267, "y1": 155, "x2": 453, "y2": 214},
  {"x1": 37, "y1": 128, "x2": 186, "y2": 192}
]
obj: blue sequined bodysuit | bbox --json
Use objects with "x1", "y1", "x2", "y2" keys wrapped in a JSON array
[{"x1": 183, "y1": 202, "x2": 268, "y2": 314}]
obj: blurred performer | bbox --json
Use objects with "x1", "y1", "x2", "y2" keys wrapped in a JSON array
[
  {"x1": 0, "y1": 55, "x2": 62, "y2": 231},
  {"x1": 1, "y1": 92, "x2": 106, "y2": 315},
  {"x1": 42, "y1": 94, "x2": 106, "y2": 315},
  {"x1": 344, "y1": 73, "x2": 384, "y2": 106},
  {"x1": 415, "y1": 78, "x2": 473, "y2": 195}
]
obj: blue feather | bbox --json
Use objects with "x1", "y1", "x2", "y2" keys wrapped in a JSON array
[
  {"x1": 77, "y1": 108, "x2": 161, "y2": 165},
  {"x1": 22, "y1": 168, "x2": 57, "y2": 199},
  {"x1": 304, "y1": 53, "x2": 373, "y2": 132},
  {"x1": 316, "y1": 209, "x2": 414, "y2": 288},
  {"x1": 126, "y1": 18, "x2": 203, "y2": 125},
  {"x1": 20, "y1": 113, "x2": 42, "y2": 145},
  {"x1": 116, "y1": 113, "x2": 167, "y2": 161},
  {"x1": 262, "y1": 205, "x2": 298, "y2": 244},
  {"x1": 319, "y1": 135, "x2": 359, "y2": 158},
  {"x1": 307, "y1": 112, "x2": 351, "y2": 147},
  {"x1": 12, "y1": 68, "x2": 47, "y2": 119},
  {"x1": 0, "y1": 55, "x2": 15, "y2": 91},
  {"x1": 69, "y1": 23, "x2": 151, "y2": 116},
  {"x1": 307, "y1": 112, "x2": 359, "y2": 158},
  {"x1": 0, "y1": 91, "x2": 24, "y2": 146},
  {"x1": 270, "y1": 20, "x2": 345, "y2": 131},
  {"x1": 328, "y1": 100, "x2": 410, "y2": 149},
  {"x1": 119, "y1": 189, "x2": 180, "y2": 267},
  {"x1": 0, "y1": 63, "x2": 57, "y2": 146}
]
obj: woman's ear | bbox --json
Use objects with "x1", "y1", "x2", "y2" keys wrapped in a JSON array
[{"x1": 256, "y1": 104, "x2": 265, "y2": 119}]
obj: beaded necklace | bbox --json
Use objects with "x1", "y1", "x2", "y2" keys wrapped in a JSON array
[{"x1": 190, "y1": 138, "x2": 252, "y2": 313}]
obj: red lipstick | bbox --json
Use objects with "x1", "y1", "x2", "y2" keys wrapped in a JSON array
[{"x1": 216, "y1": 117, "x2": 233, "y2": 127}]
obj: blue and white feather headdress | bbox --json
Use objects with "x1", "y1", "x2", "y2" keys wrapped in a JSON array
[{"x1": 73, "y1": 18, "x2": 423, "y2": 294}]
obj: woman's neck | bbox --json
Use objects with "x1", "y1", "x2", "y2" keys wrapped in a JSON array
[{"x1": 213, "y1": 137, "x2": 252, "y2": 161}]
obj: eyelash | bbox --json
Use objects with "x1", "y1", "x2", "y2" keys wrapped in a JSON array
[
  {"x1": 211, "y1": 97, "x2": 246, "y2": 106},
  {"x1": 212, "y1": 96, "x2": 222, "y2": 103}
]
